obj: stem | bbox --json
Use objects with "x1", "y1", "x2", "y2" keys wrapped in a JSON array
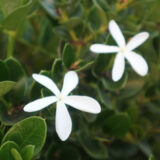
[{"x1": 7, "y1": 31, "x2": 15, "y2": 58}]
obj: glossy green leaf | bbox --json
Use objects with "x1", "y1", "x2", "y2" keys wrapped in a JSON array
[
  {"x1": 0, "y1": 81, "x2": 16, "y2": 97},
  {"x1": 11, "y1": 148, "x2": 23, "y2": 160},
  {"x1": 62, "y1": 43, "x2": 76, "y2": 68},
  {"x1": 2, "y1": 116, "x2": 47, "y2": 156},
  {"x1": 21, "y1": 145, "x2": 35, "y2": 160},
  {"x1": 103, "y1": 113, "x2": 131, "y2": 137},
  {"x1": 0, "y1": 141, "x2": 19, "y2": 160}
]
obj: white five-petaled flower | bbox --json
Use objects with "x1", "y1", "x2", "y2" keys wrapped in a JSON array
[
  {"x1": 23, "y1": 71, "x2": 101, "y2": 141},
  {"x1": 90, "y1": 20, "x2": 149, "y2": 81}
]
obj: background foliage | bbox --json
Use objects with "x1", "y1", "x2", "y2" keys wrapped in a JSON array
[{"x1": 0, "y1": 0, "x2": 159, "y2": 159}]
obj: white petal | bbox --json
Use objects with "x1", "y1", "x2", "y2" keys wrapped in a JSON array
[
  {"x1": 23, "y1": 96, "x2": 57, "y2": 112},
  {"x1": 32, "y1": 74, "x2": 60, "y2": 96},
  {"x1": 125, "y1": 51, "x2": 148, "y2": 76},
  {"x1": 126, "y1": 32, "x2": 149, "y2": 51},
  {"x1": 56, "y1": 102, "x2": 72, "y2": 141},
  {"x1": 61, "y1": 71, "x2": 78, "y2": 96},
  {"x1": 90, "y1": 44, "x2": 119, "y2": 53},
  {"x1": 112, "y1": 53, "x2": 125, "y2": 81},
  {"x1": 109, "y1": 20, "x2": 126, "y2": 47},
  {"x1": 64, "y1": 96, "x2": 101, "y2": 114}
]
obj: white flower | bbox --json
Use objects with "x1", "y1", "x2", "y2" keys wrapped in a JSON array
[
  {"x1": 23, "y1": 71, "x2": 101, "y2": 141},
  {"x1": 90, "y1": 20, "x2": 149, "y2": 81}
]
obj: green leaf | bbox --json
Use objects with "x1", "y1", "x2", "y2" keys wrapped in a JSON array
[
  {"x1": 62, "y1": 17, "x2": 82, "y2": 29},
  {"x1": 92, "y1": 0, "x2": 107, "y2": 25},
  {"x1": 11, "y1": 148, "x2": 23, "y2": 160},
  {"x1": 117, "y1": 79, "x2": 145, "y2": 99},
  {"x1": 0, "y1": 81, "x2": 16, "y2": 97},
  {"x1": 93, "y1": 54, "x2": 113, "y2": 75},
  {"x1": 2, "y1": 116, "x2": 47, "y2": 156},
  {"x1": 101, "y1": 72, "x2": 128, "y2": 91},
  {"x1": 62, "y1": 43, "x2": 76, "y2": 68},
  {"x1": 21, "y1": 145, "x2": 35, "y2": 160},
  {"x1": 0, "y1": 129, "x2": 3, "y2": 143},
  {"x1": 1, "y1": 0, "x2": 33, "y2": 31},
  {"x1": 103, "y1": 113, "x2": 131, "y2": 137},
  {"x1": 51, "y1": 58, "x2": 64, "y2": 83},
  {"x1": 96, "y1": 85, "x2": 112, "y2": 109},
  {"x1": 79, "y1": 132, "x2": 108, "y2": 159},
  {"x1": 126, "y1": 104, "x2": 139, "y2": 123},
  {"x1": 5, "y1": 57, "x2": 25, "y2": 81},
  {"x1": 88, "y1": 7, "x2": 101, "y2": 30},
  {"x1": 0, "y1": 0, "x2": 22, "y2": 16},
  {"x1": 0, "y1": 60, "x2": 10, "y2": 81},
  {"x1": 4, "y1": 58, "x2": 25, "y2": 103},
  {"x1": 0, "y1": 141, "x2": 19, "y2": 160}
]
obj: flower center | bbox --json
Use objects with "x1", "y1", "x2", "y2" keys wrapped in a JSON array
[
  {"x1": 119, "y1": 46, "x2": 127, "y2": 54},
  {"x1": 57, "y1": 94, "x2": 65, "y2": 102}
]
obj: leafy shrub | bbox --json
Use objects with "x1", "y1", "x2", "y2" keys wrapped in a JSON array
[{"x1": 0, "y1": 0, "x2": 159, "y2": 160}]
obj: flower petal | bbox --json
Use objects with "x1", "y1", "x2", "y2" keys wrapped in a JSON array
[
  {"x1": 126, "y1": 32, "x2": 149, "y2": 51},
  {"x1": 64, "y1": 96, "x2": 101, "y2": 114},
  {"x1": 90, "y1": 44, "x2": 119, "y2": 53},
  {"x1": 23, "y1": 96, "x2": 57, "y2": 112},
  {"x1": 61, "y1": 71, "x2": 78, "y2": 96},
  {"x1": 112, "y1": 53, "x2": 125, "y2": 81},
  {"x1": 33, "y1": 74, "x2": 60, "y2": 96},
  {"x1": 109, "y1": 20, "x2": 126, "y2": 47},
  {"x1": 56, "y1": 102, "x2": 72, "y2": 141},
  {"x1": 125, "y1": 51, "x2": 148, "y2": 76}
]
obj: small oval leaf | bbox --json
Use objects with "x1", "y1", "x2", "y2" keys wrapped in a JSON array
[{"x1": 2, "y1": 116, "x2": 47, "y2": 156}]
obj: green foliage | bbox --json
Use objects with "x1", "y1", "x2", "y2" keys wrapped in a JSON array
[
  {"x1": 21, "y1": 145, "x2": 35, "y2": 160},
  {"x1": 0, "y1": 141, "x2": 19, "y2": 160},
  {"x1": 103, "y1": 113, "x2": 131, "y2": 137},
  {"x1": 2, "y1": 116, "x2": 47, "y2": 156},
  {"x1": 62, "y1": 43, "x2": 76, "y2": 68},
  {"x1": 11, "y1": 148, "x2": 23, "y2": 160},
  {"x1": 0, "y1": 0, "x2": 159, "y2": 159},
  {"x1": 79, "y1": 132, "x2": 108, "y2": 159},
  {"x1": 0, "y1": 0, "x2": 34, "y2": 31},
  {"x1": 0, "y1": 81, "x2": 16, "y2": 97}
]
